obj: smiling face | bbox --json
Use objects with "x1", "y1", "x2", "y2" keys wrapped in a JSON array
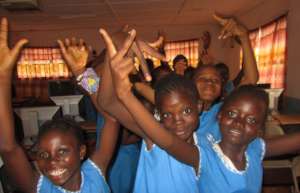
[
  {"x1": 193, "y1": 66, "x2": 222, "y2": 109},
  {"x1": 36, "y1": 130, "x2": 86, "y2": 190},
  {"x1": 173, "y1": 59, "x2": 188, "y2": 75},
  {"x1": 158, "y1": 90, "x2": 200, "y2": 143},
  {"x1": 218, "y1": 95, "x2": 267, "y2": 147}
]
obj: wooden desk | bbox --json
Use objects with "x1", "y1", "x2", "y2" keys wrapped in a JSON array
[
  {"x1": 79, "y1": 121, "x2": 97, "y2": 133},
  {"x1": 272, "y1": 114, "x2": 300, "y2": 125}
]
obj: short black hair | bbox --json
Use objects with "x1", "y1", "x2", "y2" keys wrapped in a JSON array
[
  {"x1": 173, "y1": 54, "x2": 188, "y2": 65},
  {"x1": 37, "y1": 117, "x2": 85, "y2": 146},
  {"x1": 214, "y1": 62, "x2": 229, "y2": 82},
  {"x1": 220, "y1": 84, "x2": 269, "y2": 120},
  {"x1": 154, "y1": 73, "x2": 199, "y2": 109},
  {"x1": 193, "y1": 64, "x2": 222, "y2": 81}
]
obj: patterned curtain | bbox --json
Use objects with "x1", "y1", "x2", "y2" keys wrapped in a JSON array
[{"x1": 249, "y1": 15, "x2": 287, "y2": 88}]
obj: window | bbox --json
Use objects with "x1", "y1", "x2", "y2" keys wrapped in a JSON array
[
  {"x1": 249, "y1": 15, "x2": 287, "y2": 88},
  {"x1": 17, "y1": 48, "x2": 71, "y2": 79},
  {"x1": 145, "y1": 39, "x2": 199, "y2": 68}
]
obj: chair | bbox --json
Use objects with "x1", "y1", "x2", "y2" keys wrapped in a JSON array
[{"x1": 263, "y1": 119, "x2": 300, "y2": 193}]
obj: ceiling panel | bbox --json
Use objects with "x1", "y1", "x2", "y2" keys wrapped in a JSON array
[{"x1": 0, "y1": 0, "x2": 274, "y2": 29}]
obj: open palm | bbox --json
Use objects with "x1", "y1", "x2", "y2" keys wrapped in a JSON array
[
  {"x1": 57, "y1": 38, "x2": 88, "y2": 77},
  {"x1": 0, "y1": 18, "x2": 28, "y2": 72}
]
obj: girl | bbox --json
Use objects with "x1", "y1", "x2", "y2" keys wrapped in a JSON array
[
  {"x1": 0, "y1": 17, "x2": 120, "y2": 193},
  {"x1": 100, "y1": 29, "x2": 201, "y2": 193},
  {"x1": 193, "y1": 14, "x2": 259, "y2": 140},
  {"x1": 101, "y1": 28, "x2": 300, "y2": 193}
]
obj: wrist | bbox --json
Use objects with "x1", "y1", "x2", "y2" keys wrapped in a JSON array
[
  {"x1": 73, "y1": 68, "x2": 86, "y2": 78},
  {"x1": 76, "y1": 68, "x2": 100, "y2": 95}
]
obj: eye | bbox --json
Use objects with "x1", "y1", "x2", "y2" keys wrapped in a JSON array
[
  {"x1": 227, "y1": 111, "x2": 237, "y2": 118},
  {"x1": 211, "y1": 78, "x2": 221, "y2": 84},
  {"x1": 183, "y1": 108, "x2": 192, "y2": 115},
  {"x1": 58, "y1": 148, "x2": 69, "y2": 156},
  {"x1": 246, "y1": 117, "x2": 256, "y2": 124},
  {"x1": 38, "y1": 151, "x2": 49, "y2": 160},
  {"x1": 161, "y1": 112, "x2": 171, "y2": 119}
]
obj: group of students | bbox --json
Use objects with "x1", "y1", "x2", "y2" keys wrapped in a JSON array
[{"x1": 0, "y1": 13, "x2": 300, "y2": 193}]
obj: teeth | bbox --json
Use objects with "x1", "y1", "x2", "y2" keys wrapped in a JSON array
[
  {"x1": 229, "y1": 130, "x2": 241, "y2": 135},
  {"x1": 176, "y1": 131, "x2": 185, "y2": 135},
  {"x1": 49, "y1": 169, "x2": 66, "y2": 176}
]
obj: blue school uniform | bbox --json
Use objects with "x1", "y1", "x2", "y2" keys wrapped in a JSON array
[
  {"x1": 96, "y1": 113, "x2": 140, "y2": 193},
  {"x1": 108, "y1": 143, "x2": 140, "y2": 193},
  {"x1": 133, "y1": 135, "x2": 200, "y2": 193},
  {"x1": 197, "y1": 102, "x2": 222, "y2": 140},
  {"x1": 37, "y1": 159, "x2": 110, "y2": 193},
  {"x1": 197, "y1": 135, "x2": 266, "y2": 193}
]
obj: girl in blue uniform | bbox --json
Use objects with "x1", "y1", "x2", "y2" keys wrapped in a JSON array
[
  {"x1": 101, "y1": 28, "x2": 300, "y2": 193},
  {"x1": 0, "y1": 17, "x2": 121, "y2": 193},
  {"x1": 193, "y1": 14, "x2": 259, "y2": 140},
  {"x1": 99, "y1": 29, "x2": 201, "y2": 193}
]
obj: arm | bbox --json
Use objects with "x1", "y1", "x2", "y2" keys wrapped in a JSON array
[
  {"x1": 264, "y1": 133, "x2": 300, "y2": 158},
  {"x1": 90, "y1": 109, "x2": 120, "y2": 175},
  {"x1": 214, "y1": 14, "x2": 259, "y2": 86},
  {"x1": 134, "y1": 82, "x2": 155, "y2": 104},
  {"x1": 0, "y1": 17, "x2": 37, "y2": 193},
  {"x1": 100, "y1": 28, "x2": 199, "y2": 170},
  {"x1": 97, "y1": 30, "x2": 147, "y2": 139},
  {"x1": 121, "y1": 128, "x2": 141, "y2": 145}
]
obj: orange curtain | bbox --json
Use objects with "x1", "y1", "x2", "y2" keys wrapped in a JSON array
[
  {"x1": 145, "y1": 39, "x2": 199, "y2": 68},
  {"x1": 17, "y1": 48, "x2": 71, "y2": 79},
  {"x1": 249, "y1": 16, "x2": 287, "y2": 88}
]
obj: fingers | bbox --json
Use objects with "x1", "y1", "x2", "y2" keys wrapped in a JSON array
[
  {"x1": 0, "y1": 17, "x2": 8, "y2": 46},
  {"x1": 116, "y1": 29, "x2": 136, "y2": 60},
  {"x1": 65, "y1": 38, "x2": 71, "y2": 47},
  {"x1": 112, "y1": 57, "x2": 134, "y2": 77},
  {"x1": 219, "y1": 19, "x2": 235, "y2": 39},
  {"x1": 131, "y1": 41, "x2": 152, "y2": 82},
  {"x1": 11, "y1": 38, "x2": 28, "y2": 60},
  {"x1": 99, "y1": 28, "x2": 117, "y2": 58},
  {"x1": 57, "y1": 39, "x2": 67, "y2": 53},
  {"x1": 213, "y1": 13, "x2": 228, "y2": 26}
]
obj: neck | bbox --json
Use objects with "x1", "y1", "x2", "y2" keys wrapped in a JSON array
[
  {"x1": 62, "y1": 169, "x2": 82, "y2": 192},
  {"x1": 219, "y1": 140, "x2": 247, "y2": 165}
]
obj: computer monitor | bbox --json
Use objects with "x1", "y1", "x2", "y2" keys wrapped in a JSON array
[
  {"x1": 48, "y1": 80, "x2": 77, "y2": 96},
  {"x1": 14, "y1": 106, "x2": 60, "y2": 145},
  {"x1": 264, "y1": 88, "x2": 284, "y2": 113},
  {"x1": 50, "y1": 95, "x2": 84, "y2": 121}
]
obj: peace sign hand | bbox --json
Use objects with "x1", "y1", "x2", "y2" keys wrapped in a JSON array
[
  {"x1": 99, "y1": 28, "x2": 136, "y2": 99},
  {"x1": 213, "y1": 14, "x2": 248, "y2": 39}
]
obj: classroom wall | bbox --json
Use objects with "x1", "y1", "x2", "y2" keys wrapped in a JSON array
[{"x1": 9, "y1": 20, "x2": 234, "y2": 73}]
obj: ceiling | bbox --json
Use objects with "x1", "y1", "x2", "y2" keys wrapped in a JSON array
[{"x1": 0, "y1": 0, "x2": 268, "y2": 30}]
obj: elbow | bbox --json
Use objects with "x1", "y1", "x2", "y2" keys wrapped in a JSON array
[{"x1": 0, "y1": 141, "x2": 18, "y2": 155}]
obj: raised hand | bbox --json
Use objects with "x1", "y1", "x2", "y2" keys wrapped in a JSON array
[
  {"x1": 57, "y1": 37, "x2": 88, "y2": 77},
  {"x1": 110, "y1": 26, "x2": 167, "y2": 82},
  {"x1": 213, "y1": 14, "x2": 248, "y2": 39},
  {"x1": 0, "y1": 17, "x2": 28, "y2": 74},
  {"x1": 99, "y1": 28, "x2": 136, "y2": 99}
]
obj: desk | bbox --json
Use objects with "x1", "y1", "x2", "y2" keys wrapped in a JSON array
[
  {"x1": 79, "y1": 121, "x2": 97, "y2": 133},
  {"x1": 272, "y1": 114, "x2": 300, "y2": 125}
]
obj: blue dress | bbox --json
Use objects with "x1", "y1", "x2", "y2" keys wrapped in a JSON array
[
  {"x1": 37, "y1": 159, "x2": 110, "y2": 193},
  {"x1": 108, "y1": 143, "x2": 140, "y2": 193},
  {"x1": 96, "y1": 113, "x2": 140, "y2": 193},
  {"x1": 196, "y1": 102, "x2": 222, "y2": 141},
  {"x1": 133, "y1": 137, "x2": 200, "y2": 193},
  {"x1": 197, "y1": 135, "x2": 266, "y2": 193}
]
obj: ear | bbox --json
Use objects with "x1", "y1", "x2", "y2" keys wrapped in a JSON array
[
  {"x1": 79, "y1": 145, "x2": 87, "y2": 160},
  {"x1": 197, "y1": 100, "x2": 204, "y2": 114},
  {"x1": 217, "y1": 111, "x2": 223, "y2": 122}
]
